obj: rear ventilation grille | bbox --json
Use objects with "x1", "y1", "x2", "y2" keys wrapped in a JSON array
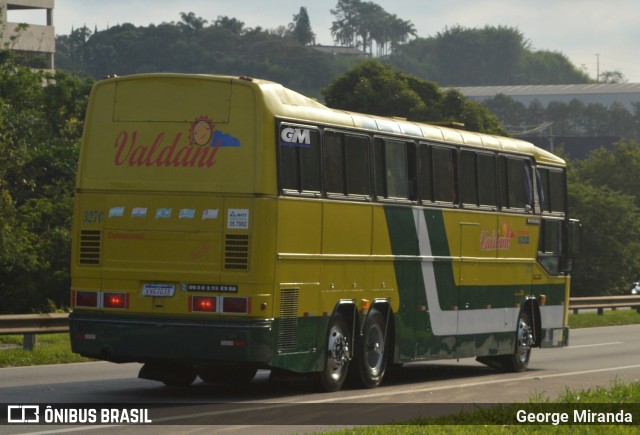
[
  {"x1": 79, "y1": 230, "x2": 102, "y2": 265},
  {"x1": 224, "y1": 234, "x2": 249, "y2": 270},
  {"x1": 277, "y1": 288, "x2": 299, "y2": 352}
]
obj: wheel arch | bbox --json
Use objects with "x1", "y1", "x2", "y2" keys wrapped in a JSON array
[{"x1": 521, "y1": 297, "x2": 542, "y2": 347}]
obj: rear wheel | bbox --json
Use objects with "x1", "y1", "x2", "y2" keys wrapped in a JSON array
[
  {"x1": 356, "y1": 309, "x2": 388, "y2": 388},
  {"x1": 314, "y1": 313, "x2": 351, "y2": 392}
]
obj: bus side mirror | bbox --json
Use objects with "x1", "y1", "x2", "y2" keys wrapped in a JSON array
[
  {"x1": 567, "y1": 219, "x2": 582, "y2": 257},
  {"x1": 562, "y1": 219, "x2": 581, "y2": 273}
]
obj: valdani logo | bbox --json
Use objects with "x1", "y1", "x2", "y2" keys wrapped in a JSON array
[{"x1": 113, "y1": 116, "x2": 240, "y2": 168}]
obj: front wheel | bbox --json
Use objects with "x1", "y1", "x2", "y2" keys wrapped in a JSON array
[
  {"x1": 313, "y1": 313, "x2": 351, "y2": 392},
  {"x1": 504, "y1": 311, "x2": 534, "y2": 372},
  {"x1": 477, "y1": 311, "x2": 535, "y2": 372}
]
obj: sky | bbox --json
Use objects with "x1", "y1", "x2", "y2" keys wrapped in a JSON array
[{"x1": 8, "y1": 0, "x2": 640, "y2": 83}]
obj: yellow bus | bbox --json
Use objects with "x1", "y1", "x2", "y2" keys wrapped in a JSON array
[{"x1": 70, "y1": 73, "x2": 580, "y2": 391}]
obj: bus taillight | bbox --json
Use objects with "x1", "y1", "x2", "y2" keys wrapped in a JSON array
[
  {"x1": 222, "y1": 297, "x2": 249, "y2": 314},
  {"x1": 103, "y1": 292, "x2": 128, "y2": 309},
  {"x1": 75, "y1": 291, "x2": 98, "y2": 308},
  {"x1": 191, "y1": 296, "x2": 217, "y2": 313}
]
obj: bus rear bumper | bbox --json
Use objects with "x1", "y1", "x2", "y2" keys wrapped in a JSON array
[{"x1": 69, "y1": 312, "x2": 273, "y2": 364}]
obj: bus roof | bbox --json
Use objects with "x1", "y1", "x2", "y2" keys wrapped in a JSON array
[{"x1": 249, "y1": 76, "x2": 565, "y2": 167}]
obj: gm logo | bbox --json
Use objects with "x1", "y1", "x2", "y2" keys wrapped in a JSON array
[{"x1": 280, "y1": 127, "x2": 311, "y2": 147}]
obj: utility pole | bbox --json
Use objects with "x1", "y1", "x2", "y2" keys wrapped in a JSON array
[{"x1": 595, "y1": 53, "x2": 600, "y2": 83}]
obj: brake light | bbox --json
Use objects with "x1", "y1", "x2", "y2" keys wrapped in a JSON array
[
  {"x1": 192, "y1": 296, "x2": 217, "y2": 312},
  {"x1": 75, "y1": 291, "x2": 98, "y2": 308},
  {"x1": 103, "y1": 292, "x2": 128, "y2": 309},
  {"x1": 223, "y1": 297, "x2": 249, "y2": 314}
]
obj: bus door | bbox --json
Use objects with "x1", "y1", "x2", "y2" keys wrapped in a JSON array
[{"x1": 457, "y1": 216, "x2": 497, "y2": 358}]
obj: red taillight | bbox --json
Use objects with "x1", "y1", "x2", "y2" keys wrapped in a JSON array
[
  {"x1": 103, "y1": 292, "x2": 127, "y2": 309},
  {"x1": 192, "y1": 296, "x2": 217, "y2": 312},
  {"x1": 222, "y1": 297, "x2": 249, "y2": 314},
  {"x1": 75, "y1": 291, "x2": 98, "y2": 308}
]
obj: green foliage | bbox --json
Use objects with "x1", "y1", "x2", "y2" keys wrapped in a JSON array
[
  {"x1": 330, "y1": 0, "x2": 416, "y2": 56},
  {"x1": 0, "y1": 50, "x2": 93, "y2": 313},
  {"x1": 321, "y1": 59, "x2": 506, "y2": 135},
  {"x1": 55, "y1": 18, "x2": 343, "y2": 96},
  {"x1": 0, "y1": 333, "x2": 90, "y2": 367},
  {"x1": 569, "y1": 310, "x2": 640, "y2": 329},
  {"x1": 388, "y1": 25, "x2": 590, "y2": 86},
  {"x1": 567, "y1": 141, "x2": 640, "y2": 295},
  {"x1": 290, "y1": 7, "x2": 315, "y2": 45}
]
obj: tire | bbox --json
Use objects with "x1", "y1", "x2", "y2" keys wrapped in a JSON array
[
  {"x1": 504, "y1": 311, "x2": 534, "y2": 372},
  {"x1": 477, "y1": 311, "x2": 535, "y2": 372},
  {"x1": 314, "y1": 313, "x2": 351, "y2": 392},
  {"x1": 356, "y1": 309, "x2": 388, "y2": 388}
]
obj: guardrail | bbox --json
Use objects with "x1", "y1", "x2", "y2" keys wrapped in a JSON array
[
  {"x1": 1, "y1": 296, "x2": 639, "y2": 351},
  {"x1": 569, "y1": 295, "x2": 640, "y2": 315},
  {"x1": 0, "y1": 313, "x2": 69, "y2": 350}
]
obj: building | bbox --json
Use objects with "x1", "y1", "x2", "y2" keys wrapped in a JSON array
[
  {"x1": 449, "y1": 83, "x2": 640, "y2": 111},
  {"x1": 448, "y1": 83, "x2": 640, "y2": 158},
  {"x1": 312, "y1": 45, "x2": 368, "y2": 57},
  {"x1": 0, "y1": 0, "x2": 54, "y2": 71}
]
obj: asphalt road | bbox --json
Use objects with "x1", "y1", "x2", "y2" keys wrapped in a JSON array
[{"x1": 1, "y1": 324, "x2": 639, "y2": 434}]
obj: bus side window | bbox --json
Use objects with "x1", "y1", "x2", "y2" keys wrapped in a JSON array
[
  {"x1": 345, "y1": 134, "x2": 371, "y2": 196},
  {"x1": 537, "y1": 167, "x2": 566, "y2": 214},
  {"x1": 432, "y1": 146, "x2": 456, "y2": 204},
  {"x1": 278, "y1": 124, "x2": 321, "y2": 194},
  {"x1": 374, "y1": 138, "x2": 416, "y2": 201},
  {"x1": 499, "y1": 156, "x2": 532, "y2": 211},
  {"x1": 459, "y1": 150, "x2": 478, "y2": 206},
  {"x1": 323, "y1": 131, "x2": 371, "y2": 198},
  {"x1": 418, "y1": 143, "x2": 432, "y2": 202},
  {"x1": 478, "y1": 153, "x2": 497, "y2": 207},
  {"x1": 549, "y1": 169, "x2": 566, "y2": 213},
  {"x1": 323, "y1": 131, "x2": 345, "y2": 195}
]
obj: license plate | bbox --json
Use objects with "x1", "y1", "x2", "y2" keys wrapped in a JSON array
[{"x1": 142, "y1": 284, "x2": 175, "y2": 297}]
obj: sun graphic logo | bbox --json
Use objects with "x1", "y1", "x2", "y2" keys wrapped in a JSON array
[{"x1": 189, "y1": 116, "x2": 215, "y2": 146}]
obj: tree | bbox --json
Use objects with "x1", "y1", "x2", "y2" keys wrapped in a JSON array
[
  {"x1": 321, "y1": 59, "x2": 505, "y2": 135},
  {"x1": 600, "y1": 69, "x2": 627, "y2": 84},
  {"x1": 567, "y1": 140, "x2": 640, "y2": 295},
  {"x1": 0, "y1": 49, "x2": 92, "y2": 313},
  {"x1": 289, "y1": 7, "x2": 315, "y2": 45},
  {"x1": 214, "y1": 16, "x2": 246, "y2": 35},
  {"x1": 388, "y1": 25, "x2": 590, "y2": 86},
  {"x1": 178, "y1": 12, "x2": 208, "y2": 39},
  {"x1": 330, "y1": 0, "x2": 415, "y2": 55}
]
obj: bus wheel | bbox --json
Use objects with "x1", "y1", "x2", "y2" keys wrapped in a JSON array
[
  {"x1": 505, "y1": 312, "x2": 534, "y2": 372},
  {"x1": 314, "y1": 313, "x2": 351, "y2": 392},
  {"x1": 357, "y1": 309, "x2": 387, "y2": 388}
]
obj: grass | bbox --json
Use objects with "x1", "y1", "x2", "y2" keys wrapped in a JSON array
[
  {"x1": 568, "y1": 308, "x2": 640, "y2": 329},
  {"x1": 0, "y1": 333, "x2": 90, "y2": 367},
  {"x1": 323, "y1": 380, "x2": 640, "y2": 433}
]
